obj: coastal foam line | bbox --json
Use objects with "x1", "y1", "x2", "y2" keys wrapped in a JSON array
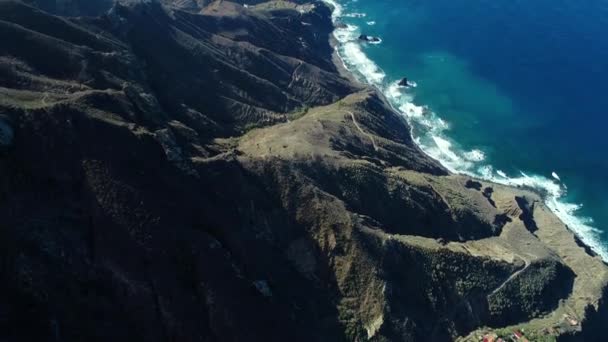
[{"x1": 322, "y1": 0, "x2": 608, "y2": 261}]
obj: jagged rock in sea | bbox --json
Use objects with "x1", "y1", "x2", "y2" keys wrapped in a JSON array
[
  {"x1": 359, "y1": 33, "x2": 381, "y2": 42},
  {"x1": 0, "y1": 0, "x2": 607, "y2": 341}
]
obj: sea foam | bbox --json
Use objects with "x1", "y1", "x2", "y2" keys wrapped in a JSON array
[
  {"x1": 344, "y1": 12, "x2": 367, "y2": 18},
  {"x1": 552, "y1": 172, "x2": 561, "y2": 181},
  {"x1": 322, "y1": 0, "x2": 608, "y2": 261}
]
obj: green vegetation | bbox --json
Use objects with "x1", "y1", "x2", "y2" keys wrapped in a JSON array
[
  {"x1": 289, "y1": 105, "x2": 310, "y2": 120},
  {"x1": 241, "y1": 121, "x2": 269, "y2": 133}
]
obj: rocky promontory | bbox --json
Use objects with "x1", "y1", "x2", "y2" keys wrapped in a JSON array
[{"x1": 0, "y1": 0, "x2": 606, "y2": 341}]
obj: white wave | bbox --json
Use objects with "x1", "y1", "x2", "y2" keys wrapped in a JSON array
[
  {"x1": 432, "y1": 136, "x2": 461, "y2": 162},
  {"x1": 420, "y1": 135, "x2": 487, "y2": 172},
  {"x1": 333, "y1": 24, "x2": 358, "y2": 43},
  {"x1": 342, "y1": 41, "x2": 386, "y2": 84},
  {"x1": 464, "y1": 149, "x2": 486, "y2": 162},
  {"x1": 386, "y1": 82, "x2": 403, "y2": 99},
  {"x1": 322, "y1": 0, "x2": 608, "y2": 261},
  {"x1": 367, "y1": 21, "x2": 376, "y2": 26},
  {"x1": 344, "y1": 12, "x2": 367, "y2": 18},
  {"x1": 322, "y1": 0, "x2": 343, "y2": 20},
  {"x1": 388, "y1": 82, "x2": 417, "y2": 108},
  {"x1": 474, "y1": 169, "x2": 608, "y2": 260},
  {"x1": 434, "y1": 117, "x2": 449, "y2": 131},
  {"x1": 552, "y1": 171, "x2": 561, "y2": 181},
  {"x1": 367, "y1": 38, "x2": 383, "y2": 45},
  {"x1": 399, "y1": 103, "x2": 425, "y2": 118},
  {"x1": 327, "y1": 14, "x2": 386, "y2": 85}
]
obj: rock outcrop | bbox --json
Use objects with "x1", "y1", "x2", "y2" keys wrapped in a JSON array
[{"x1": 359, "y1": 34, "x2": 381, "y2": 43}]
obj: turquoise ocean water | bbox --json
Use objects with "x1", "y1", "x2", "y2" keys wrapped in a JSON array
[{"x1": 324, "y1": 0, "x2": 608, "y2": 259}]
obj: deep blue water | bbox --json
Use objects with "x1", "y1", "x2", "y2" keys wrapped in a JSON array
[{"x1": 327, "y1": 0, "x2": 608, "y2": 257}]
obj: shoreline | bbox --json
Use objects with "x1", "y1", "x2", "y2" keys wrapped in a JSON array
[
  {"x1": 320, "y1": 5, "x2": 608, "y2": 336},
  {"x1": 326, "y1": 13, "x2": 442, "y2": 172},
  {"x1": 321, "y1": 0, "x2": 608, "y2": 262}
]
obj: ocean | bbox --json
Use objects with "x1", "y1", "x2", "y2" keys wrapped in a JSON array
[{"x1": 324, "y1": 0, "x2": 608, "y2": 259}]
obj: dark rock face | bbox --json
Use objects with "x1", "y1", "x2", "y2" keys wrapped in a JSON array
[
  {"x1": 483, "y1": 187, "x2": 496, "y2": 207},
  {"x1": 573, "y1": 233, "x2": 598, "y2": 258},
  {"x1": 398, "y1": 77, "x2": 409, "y2": 87},
  {"x1": 465, "y1": 179, "x2": 483, "y2": 190},
  {"x1": 515, "y1": 196, "x2": 538, "y2": 233},
  {"x1": 493, "y1": 213, "x2": 512, "y2": 228}
]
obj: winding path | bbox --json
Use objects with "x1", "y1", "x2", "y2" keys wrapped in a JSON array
[
  {"x1": 348, "y1": 111, "x2": 378, "y2": 151},
  {"x1": 41, "y1": 92, "x2": 49, "y2": 106},
  {"x1": 287, "y1": 62, "x2": 303, "y2": 89},
  {"x1": 489, "y1": 260, "x2": 529, "y2": 296}
]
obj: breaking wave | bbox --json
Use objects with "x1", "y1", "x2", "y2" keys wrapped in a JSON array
[
  {"x1": 322, "y1": 0, "x2": 608, "y2": 261},
  {"x1": 343, "y1": 12, "x2": 367, "y2": 18}
]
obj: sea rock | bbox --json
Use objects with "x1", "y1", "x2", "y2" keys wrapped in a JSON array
[
  {"x1": 358, "y1": 34, "x2": 381, "y2": 43},
  {"x1": 398, "y1": 77, "x2": 409, "y2": 87}
]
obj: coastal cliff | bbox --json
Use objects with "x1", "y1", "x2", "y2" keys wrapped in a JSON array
[{"x1": 0, "y1": 0, "x2": 607, "y2": 341}]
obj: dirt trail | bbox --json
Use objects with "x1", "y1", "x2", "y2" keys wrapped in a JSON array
[
  {"x1": 349, "y1": 111, "x2": 378, "y2": 151},
  {"x1": 287, "y1": 62, "x2": 303, "y2": 89},
  {"x1": 41, "y1": 92, "x2": 49, "y2": 106},
  {"x1": 490, "y1": 260, "x2": 529, "y2": 296}
]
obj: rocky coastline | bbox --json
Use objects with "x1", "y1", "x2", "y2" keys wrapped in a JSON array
[
  {"x1": 323, "y1": 1, "x2": 608, "y2": 340},
  {"x1": 0, "y1": 0, "x2": 607, "y2": 341}
]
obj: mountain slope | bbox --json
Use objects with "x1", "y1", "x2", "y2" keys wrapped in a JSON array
[{"x1": 1, "y1": 1, "x2": 607, "y2": 341}]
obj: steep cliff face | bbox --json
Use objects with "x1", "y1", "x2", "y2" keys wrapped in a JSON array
[{"x1": 0, "y1": 1, "x2": 607, "y2": 341}]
